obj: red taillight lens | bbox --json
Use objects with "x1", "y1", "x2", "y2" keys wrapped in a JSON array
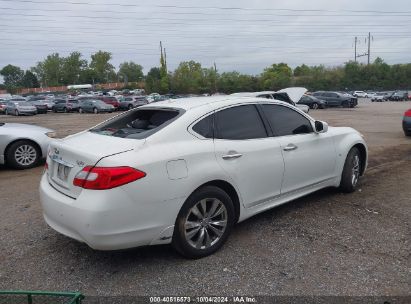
[
  {"x1": 73, "y1": 166, "x2": 146, "y2": 190},
  {"x1": 404, "y1": 109, "x2": 411, "y2": 117},
  {"x1": 44, "y1": 161, "x2": 49, "y2": 171}
]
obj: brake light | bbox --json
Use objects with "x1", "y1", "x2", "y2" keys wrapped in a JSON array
[
  {"x1": 73, "y1": 166, "x2": 146, "y2": 190},
  {"x1": 44, "y1": 160, "x2": 48, "y2": 171},
  {"x1": 404, "y1": 109, "x2": 411, "y2": 117}
]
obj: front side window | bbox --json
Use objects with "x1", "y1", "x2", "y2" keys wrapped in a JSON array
[
  {"x1": 262, "y1": 104, "x2": 313, "y2": 136},
  {"x1": 215, "y1": 105, "x2": 267, "y2": 140}
]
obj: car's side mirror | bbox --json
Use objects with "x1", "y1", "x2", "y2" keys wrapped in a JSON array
[{"x1": 314, "y1": 120, "x2": 328, "y2": 133}]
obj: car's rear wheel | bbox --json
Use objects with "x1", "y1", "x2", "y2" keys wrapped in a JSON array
[
  {"x1": 339, "y1": 147, "x2": 361, "y2": 193},
  {"x1": 311, "y1": 102, "x2": 319, "y2": 109},
  {"x1": 173, "y1": 186, "x2": 235, "y2": 259},
  {"x1": 6, "y1": 140, "x2": 41, "y2": 169}
]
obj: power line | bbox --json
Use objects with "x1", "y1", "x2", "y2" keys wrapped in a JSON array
[{"x1": 1, "y1": 0, "x2": 411, "y2": 15}]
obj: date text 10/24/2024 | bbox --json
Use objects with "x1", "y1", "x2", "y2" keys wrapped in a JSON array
[{"x1": 149, "y1": 297, "x2": 257, "y2": 303}]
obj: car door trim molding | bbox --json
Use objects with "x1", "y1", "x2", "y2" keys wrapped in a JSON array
[{"x1": 247, "y1": 176, "x2": 336, "y2": 209}]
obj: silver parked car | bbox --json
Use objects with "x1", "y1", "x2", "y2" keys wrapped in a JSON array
[
  {"x1": 0, "y1": 123, "x2": 56, "y2": 169},
  {"x1": 5, "y1": 100, "x2": 37, "y2": 116}
]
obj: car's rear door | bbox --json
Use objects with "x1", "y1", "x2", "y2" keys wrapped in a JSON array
[
  {"x1": 260, "y1": 104, "x2": 336, "y2": 194},
  {"x1": 213, "y1": 104, "x2": 284, "y2": 208}
]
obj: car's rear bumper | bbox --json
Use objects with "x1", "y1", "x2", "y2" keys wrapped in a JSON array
[
  {"x1": 19, "y1": 110, "x2": 37, "y2": 115},
  {"x1": 39, "y1": 174, "x2": 175, "y2": 250}
]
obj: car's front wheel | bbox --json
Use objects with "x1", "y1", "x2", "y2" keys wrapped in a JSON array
[
  {"x1": 6, "y1": 140, "x2": 41, "y2": 169},
  {"x1": 173, "y1": 186, "x2": 235, "y2": 258},
  {"x1": 339, "y1": 147, "x2": 361, "y2": 193}
]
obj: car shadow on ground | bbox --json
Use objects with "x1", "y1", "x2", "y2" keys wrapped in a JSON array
[{"x1": 45, "y1": 186, "x2": 342, "y2": 266}]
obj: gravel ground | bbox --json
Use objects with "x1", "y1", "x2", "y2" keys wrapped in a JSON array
[{"x1": 0, "y1": 99, "x2": 410, "y2": 296}]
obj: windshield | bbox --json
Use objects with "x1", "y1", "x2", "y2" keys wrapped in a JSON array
[{"x1": 90, "y1": 108, "x2": 181, "y2": 139}]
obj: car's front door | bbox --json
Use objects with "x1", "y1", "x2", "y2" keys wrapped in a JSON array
[
  {"x1": 213, "y1": 104, "x2": 285, "y2": 208},
  {"x1": 261, "y1": 104, "x2": 336, "y2": 194}
]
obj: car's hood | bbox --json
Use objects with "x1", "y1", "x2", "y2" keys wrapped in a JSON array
[{"x1": 277, "y1": 87, "x2": 307, "y2": 103}]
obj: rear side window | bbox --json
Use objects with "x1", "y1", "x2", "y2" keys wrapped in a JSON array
[
  {"x1": 192, "y1": 114, "x2": 213, "y2": 138},
  {"x1": 215, "y1": 105, "x2": 267, "y2": 140},
  {"x1": 262, "y1": 104, "x2": 313, "y2": 136},
  {"x1": 90, "y1": 108, "x2": 181, "y2": 139}
]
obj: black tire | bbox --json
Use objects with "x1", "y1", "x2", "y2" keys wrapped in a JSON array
[
  {"x1": 93, "y1": 107, "x2": 98, "y2": 114},
  {"x1": 339, "y1": 147, "x2": 361, "y2": 193},
  {"x1": 311, "y1": 102, "x2": 319, "y2": 110},
  {"x1": 128, "y1": 104, "x2": 133, "y2": 110},
  {"x1": 5, "y1": 140, "x2": 41, "y2": 170},
  {"x1": 172, "y1": 186, "x2": 235, "y2": 259},
  {"x1": 342, "y1": 101, "x2": 350, "y2": 108}
]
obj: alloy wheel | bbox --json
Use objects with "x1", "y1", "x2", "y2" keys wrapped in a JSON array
[
  {"x1": 351, "y1": 155, "x2": 360, "y2": 186},
  {"x1": 14, "y1": 144, "x2": 37, "y2": 166},
  {"x1": 184, "y1": 198, "x2": 228, "y2": 250}
]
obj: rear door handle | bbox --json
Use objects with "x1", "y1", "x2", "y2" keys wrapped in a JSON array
[
  {"x1": 222, "y1": 152, "x2": 243, "y2": 160},
  {"x1": 283, "y1": 143, "x2": 298, "y2": 151}
]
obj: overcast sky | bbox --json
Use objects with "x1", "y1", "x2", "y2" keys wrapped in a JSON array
[{"x1": 0, "y1": 0, "x2": 410, "y2": 76}]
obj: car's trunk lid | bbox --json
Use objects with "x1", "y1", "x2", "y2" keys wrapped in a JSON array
[{"x1": 47, "y1": 131, "x2": 144, "y2": 198}]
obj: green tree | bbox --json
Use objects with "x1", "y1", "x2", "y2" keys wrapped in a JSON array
[
  {"x1": 90, "y1": 51, "x2": 115, "y2": 83},
  {"x1": 260, "y1": 63, "x2": 292, "y2": 91},
  {"x1": 21, "y1": 70, "x2": 40, "y2": 88},
  {"x1": 0, "y1": 64, "x2": 24, "y2": 93},
  {"x1": 145, "y1": 67, "x2": 162, "y2": 93},
  {"x1": 61, "y1": 52, "x2": 87, "y2": 85},
  {"x1": 31, "y1": 53, "x2": 63, "y2": 86},
  {"x1": 171, "y1": 61, "x2": 205, "y2": 94},
  {"x1": 118, "y1": 61, "x2": 144, "y2": 83}
]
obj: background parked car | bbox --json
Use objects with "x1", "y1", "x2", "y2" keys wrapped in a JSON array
[
  {"x1": 52, "y1": 99, "x2": 80, "y2": 113},
  {"x1": 312, "y1": 91, "x2": 357, "y2": 108},
  {"x1": 5, "y1": 101, "x2": 37, "y2": 116},
  {"x1": 119, "y1": 96, "x2": 148, "y2": 110},
  {"x1": 353, "y1": 91, "x2": 367, "y2": 98},
  {"x1": 96, "y1": 96, "x2": 121, "y2": 109},
  {"x1": 26, "y1": 100, "x2": 48, "y2": 114},
  {"x1": 0, "y1": 122, "x2": 56, "y2": 169},
  {"x1": 389, "y1": 91, "x2": 408, "y2": 101},
  {"x1": 79, "y1": 99, "x2": 115, "y2": 113},
  {"x1": 403, "y1": 109, "x2": 411, "y2": 136},
  {"x1": 298, "y1": 95, "x2": 327, "y2": 109},
  {"x1": 0, "y1": 101, "x2": 7, "y2": 114},
  {"x1": 371, "y1": 92, "x2": 385, "y2": 102}
]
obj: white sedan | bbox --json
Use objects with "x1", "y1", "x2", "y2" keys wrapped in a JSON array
[{"x1": 40, "y1": 96, "x2": 367, "y2": 258}]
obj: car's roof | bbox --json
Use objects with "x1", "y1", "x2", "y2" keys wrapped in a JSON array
[{"x1": 143, "y1": 96, "x2": 298, "y2": 112}]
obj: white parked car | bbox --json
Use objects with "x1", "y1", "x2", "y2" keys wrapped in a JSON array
[
  {"x1": 353, "y1": 91, "x2": 368, "y2": 98},
  {"x1": 0, "y1": 123, "x2": 56, "y2": 169},
  {"x1": 40, "y1": 96, "x2": 367, "y2": 258}
]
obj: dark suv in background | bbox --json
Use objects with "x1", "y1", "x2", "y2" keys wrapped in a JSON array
[
  {"x1": 52, "y1": 99, "x2": 80, "y2": 113},
  {"x1": 312, "y1": 91, "x2": 358, "y2": 108}
]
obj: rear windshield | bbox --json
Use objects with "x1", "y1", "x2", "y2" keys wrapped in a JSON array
[{"x1": 89, "y1": 108, "x2": 182, "y2": 139}]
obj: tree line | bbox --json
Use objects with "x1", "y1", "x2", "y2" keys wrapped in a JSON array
[{"x1": 1, "y1": 50, "x2": 410, "y2": 94}]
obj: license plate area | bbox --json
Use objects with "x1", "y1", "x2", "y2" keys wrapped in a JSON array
[{"x1": 57, "y1": 163, "x2": 71, "y2": 182}]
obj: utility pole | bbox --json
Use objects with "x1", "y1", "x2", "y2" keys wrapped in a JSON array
[
  {"x1": 367, "y1": 32, "x2": 371, "y2": 65},
  {"x1": 354, "y1": 36, "x2": 357, "y2": 62}
]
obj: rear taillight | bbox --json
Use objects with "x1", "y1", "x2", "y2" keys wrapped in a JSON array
[
  {"x1": 404, "y1": 109, "x2": 411, "y2": 117},
  {"x1": 44, "y1": 160, "x2": 49, "y2": 171},
  {"x1": 73, "y1": 166, "x2": 146, "y2": 190}
]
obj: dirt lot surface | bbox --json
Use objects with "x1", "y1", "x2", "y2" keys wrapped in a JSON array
[{"x1": 0, "y1": 100, "x2": 410, "y2": 296}]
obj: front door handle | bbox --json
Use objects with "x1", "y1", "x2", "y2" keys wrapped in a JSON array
[
  {"x1": 222, "y1": 152, "x2": 243, "y2": 160},
  {"x1": 283, "y1": 143, "x2": 298, "y2": 151}
]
